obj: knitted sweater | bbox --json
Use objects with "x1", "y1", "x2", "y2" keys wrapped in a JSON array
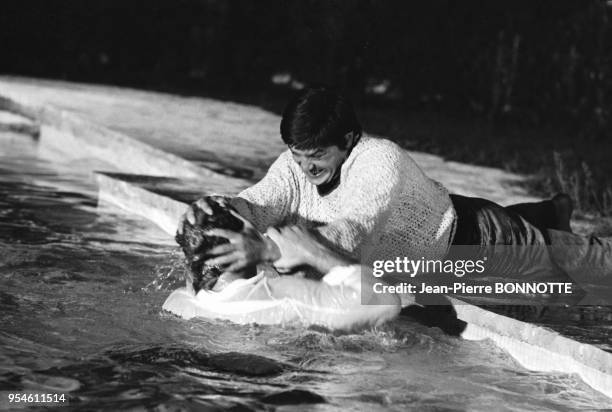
[{"x1": 230, "y1": 136, "x2": 456, "y2": 263}]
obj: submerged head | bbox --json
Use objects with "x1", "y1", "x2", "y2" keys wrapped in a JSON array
[
  {"x1": 175, "y1": 199, "x2": 255, "y2": 292},
  {"x1": 280, "y1": 86, "x2": 362, "y2": 190}
]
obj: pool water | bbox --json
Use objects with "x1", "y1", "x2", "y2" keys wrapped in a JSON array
[{"x1": 0, "y1": 130, "x2": 610, "y2": 411}]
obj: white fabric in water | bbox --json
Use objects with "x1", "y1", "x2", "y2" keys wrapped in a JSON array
[{"x1": 162, "y1": 265, "x2": 400, "y2": 331}]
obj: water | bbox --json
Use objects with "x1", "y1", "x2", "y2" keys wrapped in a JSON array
[{"x1": 0, "y1": 130, "x2": 610, "y2": 411}]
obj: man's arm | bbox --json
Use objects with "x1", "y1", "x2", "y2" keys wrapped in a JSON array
[
  {"x1": 177, "y1": 151, "x2": 296, "y2": 235},
  {"x1": 230, "y1": 151, "x2": 298, "y2": 232},
  {"x1": 266, "y1": 226, "x2": 354, "y2": 275}
]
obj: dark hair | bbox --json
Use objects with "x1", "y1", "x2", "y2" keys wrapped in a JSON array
[
  {"x1": 175, "y1": 199, "x2": 254, "y2": 292},
  {"x1": 280, "y1": 86, "x2": 362, "y2": 150}
]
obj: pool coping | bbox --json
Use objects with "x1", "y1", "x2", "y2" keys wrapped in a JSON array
[
  {"x1": 2, "y1": 92, "x2": 612, "y2": 399},
  {"x1": 1, "y1": 93, "x2": 251, "y2": 183}
]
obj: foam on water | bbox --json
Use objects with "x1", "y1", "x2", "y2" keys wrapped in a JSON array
[{"x1": 0, "y1": 130, "x2": 611, "y2": 410}]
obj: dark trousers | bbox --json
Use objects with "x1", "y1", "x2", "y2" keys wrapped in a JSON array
[
  {"x1": 450, "y1": 194, "x2": 551, "y2": 246},
  {"x1": 449, "y1": 194, "x2": 612, "y2": 304}
]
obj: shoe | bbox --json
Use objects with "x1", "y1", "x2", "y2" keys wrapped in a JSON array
[{"x1": 551, "y1": 193, "x2": 573, "y2": 233}]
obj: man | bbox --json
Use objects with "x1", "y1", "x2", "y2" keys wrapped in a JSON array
[
  {"x1": 182, "y1": 86, "x2": 457, "y2": 273},
  {"x1": 180, "y1": 86, "x2": 611, "y2": 298}
]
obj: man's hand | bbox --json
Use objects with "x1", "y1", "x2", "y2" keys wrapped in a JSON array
[
  {"x1": 266, "y1": 225, "x2": 353, "y2": 274},
  {"x1": 265, "y1": 226, "x2": 318, "y2": 271},
  {"x1": 203, "y1": 211, "x2": 280, "y2": 273},
  {"x1": 177, "y1": 195, "x2": 230, "y2": 235}
]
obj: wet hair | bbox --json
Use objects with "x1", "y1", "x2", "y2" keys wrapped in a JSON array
[
  {"x1": 175, "y1": 199, "x2": 255, "y2": 292},
  {"x1": 280, "y1": 86, "x2": 362, "y2": 150}
]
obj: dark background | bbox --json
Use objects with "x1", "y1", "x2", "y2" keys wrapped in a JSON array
[{"x1": 1, "y1": 0, "x2": 611, "y2": 216}]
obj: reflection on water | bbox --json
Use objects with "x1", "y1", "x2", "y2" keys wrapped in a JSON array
[{"x1": 0, "y1": 130, "x2": 611, "y2": 411}]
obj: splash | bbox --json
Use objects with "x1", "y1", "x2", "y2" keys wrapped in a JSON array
[{"x1": 142, "y1": 249, "x2": 186, "y2": 292}]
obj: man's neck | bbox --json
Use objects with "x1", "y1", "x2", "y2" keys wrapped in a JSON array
[{"x1": 317, "y1": 169, "x2": 342, "y2": 196}]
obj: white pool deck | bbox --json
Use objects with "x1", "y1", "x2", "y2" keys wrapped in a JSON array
[{"x1": 1, "y1": 76, "x2": 611, "y2": 399}]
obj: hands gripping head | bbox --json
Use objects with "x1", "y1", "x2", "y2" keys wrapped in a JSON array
[{"x1": 175, "y1": 199, "x2": 245, "y2": 292}]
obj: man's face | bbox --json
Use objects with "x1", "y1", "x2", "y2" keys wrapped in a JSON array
[{"x1": 290, "y1": 144, "x2": 349, "y2": 186}]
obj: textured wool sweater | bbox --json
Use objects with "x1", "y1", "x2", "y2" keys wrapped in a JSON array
[{"x1": 230, "y1": 136, "x2": 456, "y2": 263}]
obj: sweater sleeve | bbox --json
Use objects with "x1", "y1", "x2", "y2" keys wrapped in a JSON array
[
  {"x1": 314, "y1": 147, "x2": 403, "y2": 259},
  {"x1": 230, "y1": 151, "x2": 298, "y2": 232}
]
